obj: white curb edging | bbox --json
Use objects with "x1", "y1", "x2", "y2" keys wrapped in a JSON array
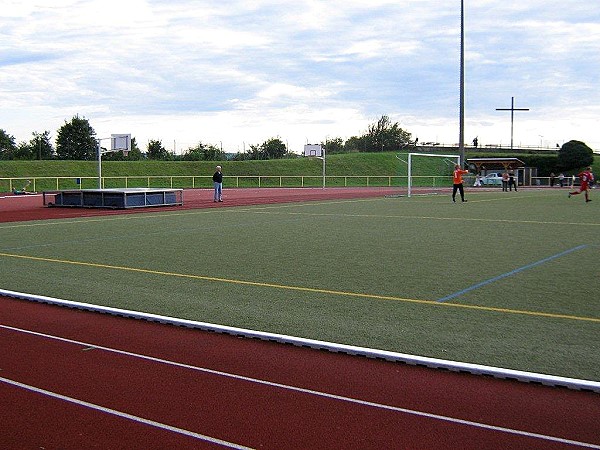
[{"x1": 1, "y1": 288, "x2": 598, "y2": 393}]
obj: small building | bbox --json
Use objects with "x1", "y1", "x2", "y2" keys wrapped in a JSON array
[{"x1": 466, "y1": 157, "x2": 537, "y2": 185}]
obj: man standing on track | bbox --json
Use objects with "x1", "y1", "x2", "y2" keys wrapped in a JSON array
[
  {"x1": 568, "y1": 167, "x2": 594, "y2": 202},
  {"x1": 502, "y1": 171, "x2": 509, "y2": 192},
  {"x1": 508, "y1": 172, "x2": 518, "y2": 191},
  {"x1": 452, "y1": 164, "x2": 469, "y2": 203},
  {"x1": 213, "y1": 165, "x2": 223, "y2": 202}
]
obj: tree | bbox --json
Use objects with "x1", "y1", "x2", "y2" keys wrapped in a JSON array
[
  {"x1": 247, "y1": 143, "x2": 263, "y2": 160},
  {"x1": 30, "y1": 131, "x2": 54, "y2": 159},
  {"x1": 102, "y1": 137, "x2": 142, "y2": 161},
  {"x1": 56, "y1": 115, "x2": 97, "y2": 160},
  {"x1": 182, "y1": 142, "x2": 224, "y2": 161},
  {"x1": 321, "y1": 137, "x2": 345, "y2": 154},
  {"x1": 181, "y1": 144, "x2": 203, "y2": 161},
  {"x1": 261, "y1": 137, "x2": 288, "y2": 159},
  {"x1": 146, "y1": 139, "x2": 170, "y2": 160},
  {"x1": 344, "y1": 135, "x2": 369, "y2": 153},
  {"x1": 557, "y1": 140, "x2": 594, "y2": 172},
  {"x1": 0, "y1": 129, "x2": 17, "y2": 160},
  {"x1": 13, "y1": 141, "x2": 34, "y2": 160},
  {"x1": 127, "y1": 138, "x2": 144, "y2": 161},
  {"x1": 366, "y1": 115, "x2": 412, "y2": 152},
  {"x1": 244, "y1": 137, "x2": 289, "y2": 160}
]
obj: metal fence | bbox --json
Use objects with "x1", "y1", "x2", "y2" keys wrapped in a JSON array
[
  {"x1": 3, "y1": 175, "x2": 583, "y2": 193},
  {"x1": 2, "y1": 175, "x2": 459, "y2": 192}
]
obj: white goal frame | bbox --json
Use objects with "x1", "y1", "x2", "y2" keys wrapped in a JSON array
[{"x1": 407, "y1": 153, "x2": 460, "y2": 198}]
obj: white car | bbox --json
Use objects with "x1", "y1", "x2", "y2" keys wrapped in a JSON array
[{"x1": 481, "y1": 173, "x2": 503, "y2": 185}]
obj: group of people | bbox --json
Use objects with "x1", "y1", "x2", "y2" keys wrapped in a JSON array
[
  {"x1": 453, "y1": 165, "x2": 594, "y2": 203},
  {"x1": 212, "y1": 163, "x2": 594, "y2": 205},
  {"x1": 501, "y1": 172, "x2": 518, "y2": 192},
  {"x1": 549, "y1": 172, "x2": 568, "y2": 188},
  {"x1": 472, "y1": 171, "x2": 517, "y2": 191}
]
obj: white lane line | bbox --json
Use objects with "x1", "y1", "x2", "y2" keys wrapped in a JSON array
[
  {"x1": 1, "y1": 324, "x2": 599, "y2": 449},
  {"x1": 0, "y1": 376, "x2": 253, "y2": 449}
]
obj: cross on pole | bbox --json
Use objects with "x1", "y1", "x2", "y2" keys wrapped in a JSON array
[{"x1": 496, "y1": 96, "x2": 529, "y2": 150}]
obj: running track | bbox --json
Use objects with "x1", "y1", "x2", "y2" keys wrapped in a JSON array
[
  {"x1": 1, "y1": 296, "x2": 599, "y2": 449},
  {"x1": 1, "y1": 189, "x2": 599, "y2": 449}
]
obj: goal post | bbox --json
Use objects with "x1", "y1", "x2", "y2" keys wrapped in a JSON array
[{"x1": 407, "y1": 153, "x2": 460, "y2": 197}]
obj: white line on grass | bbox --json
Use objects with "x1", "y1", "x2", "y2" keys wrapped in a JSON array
[
  {"x1": 1, "y1": 324, "x2": 599, "y2": 449},
  {"x1": 239, "y1": 208, "x2": 600, "y2": 227}
]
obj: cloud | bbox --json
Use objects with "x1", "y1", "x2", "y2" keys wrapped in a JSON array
[{"x1": 1, "y1": 0, "x2": 599, "y2": 152}]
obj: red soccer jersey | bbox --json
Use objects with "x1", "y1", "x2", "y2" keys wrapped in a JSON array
[
  {"x1": 579, "y1": 170, "x2": 593, "y2": 184},
  {"x1": 453, "y1": 169, "x2": 469, "y2": 184}
]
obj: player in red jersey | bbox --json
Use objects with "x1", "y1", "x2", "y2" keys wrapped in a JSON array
[
  {"x1": 452, "y1": 164, "x2": 470, "y2": 203},
  {"x1": 568, "y1": 167, "x2": 594, "y2": 202}
]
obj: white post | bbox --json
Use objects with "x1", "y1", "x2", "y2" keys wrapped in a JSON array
[
  {"x1": 97, "y1": 134, "x2": 131, "y2": 189},
  {"x1": 407, "y1": 153, "x2": 460, "y2": 199},
  {"x1": 322, "y1": 146, "x2": 326, "y2": 189},
  {"x1": 97, "y1": 140, "x2": 102, "y2": 189},
  {"x1": 407, "y1": 153, "x2": 412, "y2": 198}
]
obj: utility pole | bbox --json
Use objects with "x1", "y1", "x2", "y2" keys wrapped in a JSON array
[
  {"x1": 458, "y1": 0, "x2": 465, "y2": 166},
  {"x1": 496, "y1": 97, "x2": 530, "y2": 150}
]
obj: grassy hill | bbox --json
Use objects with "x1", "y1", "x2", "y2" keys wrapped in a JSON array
[
  {"x1": 2, "y1": 150, "x2": 590, "y2": 181},
  {"x1": 1, "y1": 152, "x2": 404, "y2": 178}
]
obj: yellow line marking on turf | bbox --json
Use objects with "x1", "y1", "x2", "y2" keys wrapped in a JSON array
[{"x1": 0, "y1": 251, "x2": 598, "y2": 324}]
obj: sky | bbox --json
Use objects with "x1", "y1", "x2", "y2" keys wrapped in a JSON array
[{"x1": 1, "y1": 0, "x2": 599, "y2": 154}]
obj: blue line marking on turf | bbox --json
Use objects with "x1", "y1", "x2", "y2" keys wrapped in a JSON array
[{"x1": 437, "y1": 244, "x2": 589, "y2": 303}]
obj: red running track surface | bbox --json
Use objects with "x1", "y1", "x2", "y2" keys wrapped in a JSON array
[
  {"x1": 1, "y1": 296, "x2": 599, "y2": 450},
  {"x1": 0, "y1": 187, "x2": 404, "y2": 223}
]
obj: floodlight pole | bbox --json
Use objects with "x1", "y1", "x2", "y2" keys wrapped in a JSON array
[
  {"x1": 458, "y1": 0, "x2": 465, "y2": 166},
  {"x1": 496, "y1": 97, "x2": 530, "y2": 150}
]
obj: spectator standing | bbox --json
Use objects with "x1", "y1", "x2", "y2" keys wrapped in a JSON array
[
  {"x1": 508, "y1": 172, "x2": 518, "y2": 191},
  {"x1": 502, "y1": 172, "x2": 509, "y2": 192},
  {"x1": 213, "y1": 165, "x2": 223, "y2": 202}
]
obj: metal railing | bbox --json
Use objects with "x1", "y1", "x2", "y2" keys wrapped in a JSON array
[
  {"x1": 5, "y1": 175, "x2": 590, "y2": 193},
  {"x1": 2, "y1": 175, "x2": 459, "y2": 192}
]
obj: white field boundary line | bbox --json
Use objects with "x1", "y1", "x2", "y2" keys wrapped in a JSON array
[
  {"x1": 1, "y1": 328, "x2": 599, "y2": 450},
  {"x1": 1, "y1": 288, "x2": 599, "y2": 393},
  {"x1": 0, "y1": 376, "x2": 254, "y2": 450}
]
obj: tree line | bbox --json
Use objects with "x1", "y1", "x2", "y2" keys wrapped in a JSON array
[
  {"x1": 0, "y1": 115, "x2": 415, "y2": 162},
  {"x1": 0, "y1": 115, "x2": 594, "y2": 172}
]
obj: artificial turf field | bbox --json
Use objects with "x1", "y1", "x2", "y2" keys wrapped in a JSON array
[{"x1": 0, "y1": 188, "x2": 598, "y2": 381}]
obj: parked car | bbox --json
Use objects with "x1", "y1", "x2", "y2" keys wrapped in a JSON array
[{"x1": 481, "y1": 172, "x2": 503, "y2": 185}]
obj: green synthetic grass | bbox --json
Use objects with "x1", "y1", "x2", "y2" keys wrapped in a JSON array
[{"x1": 1, "y1": 188, "x2": 598, "y2": 381}]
